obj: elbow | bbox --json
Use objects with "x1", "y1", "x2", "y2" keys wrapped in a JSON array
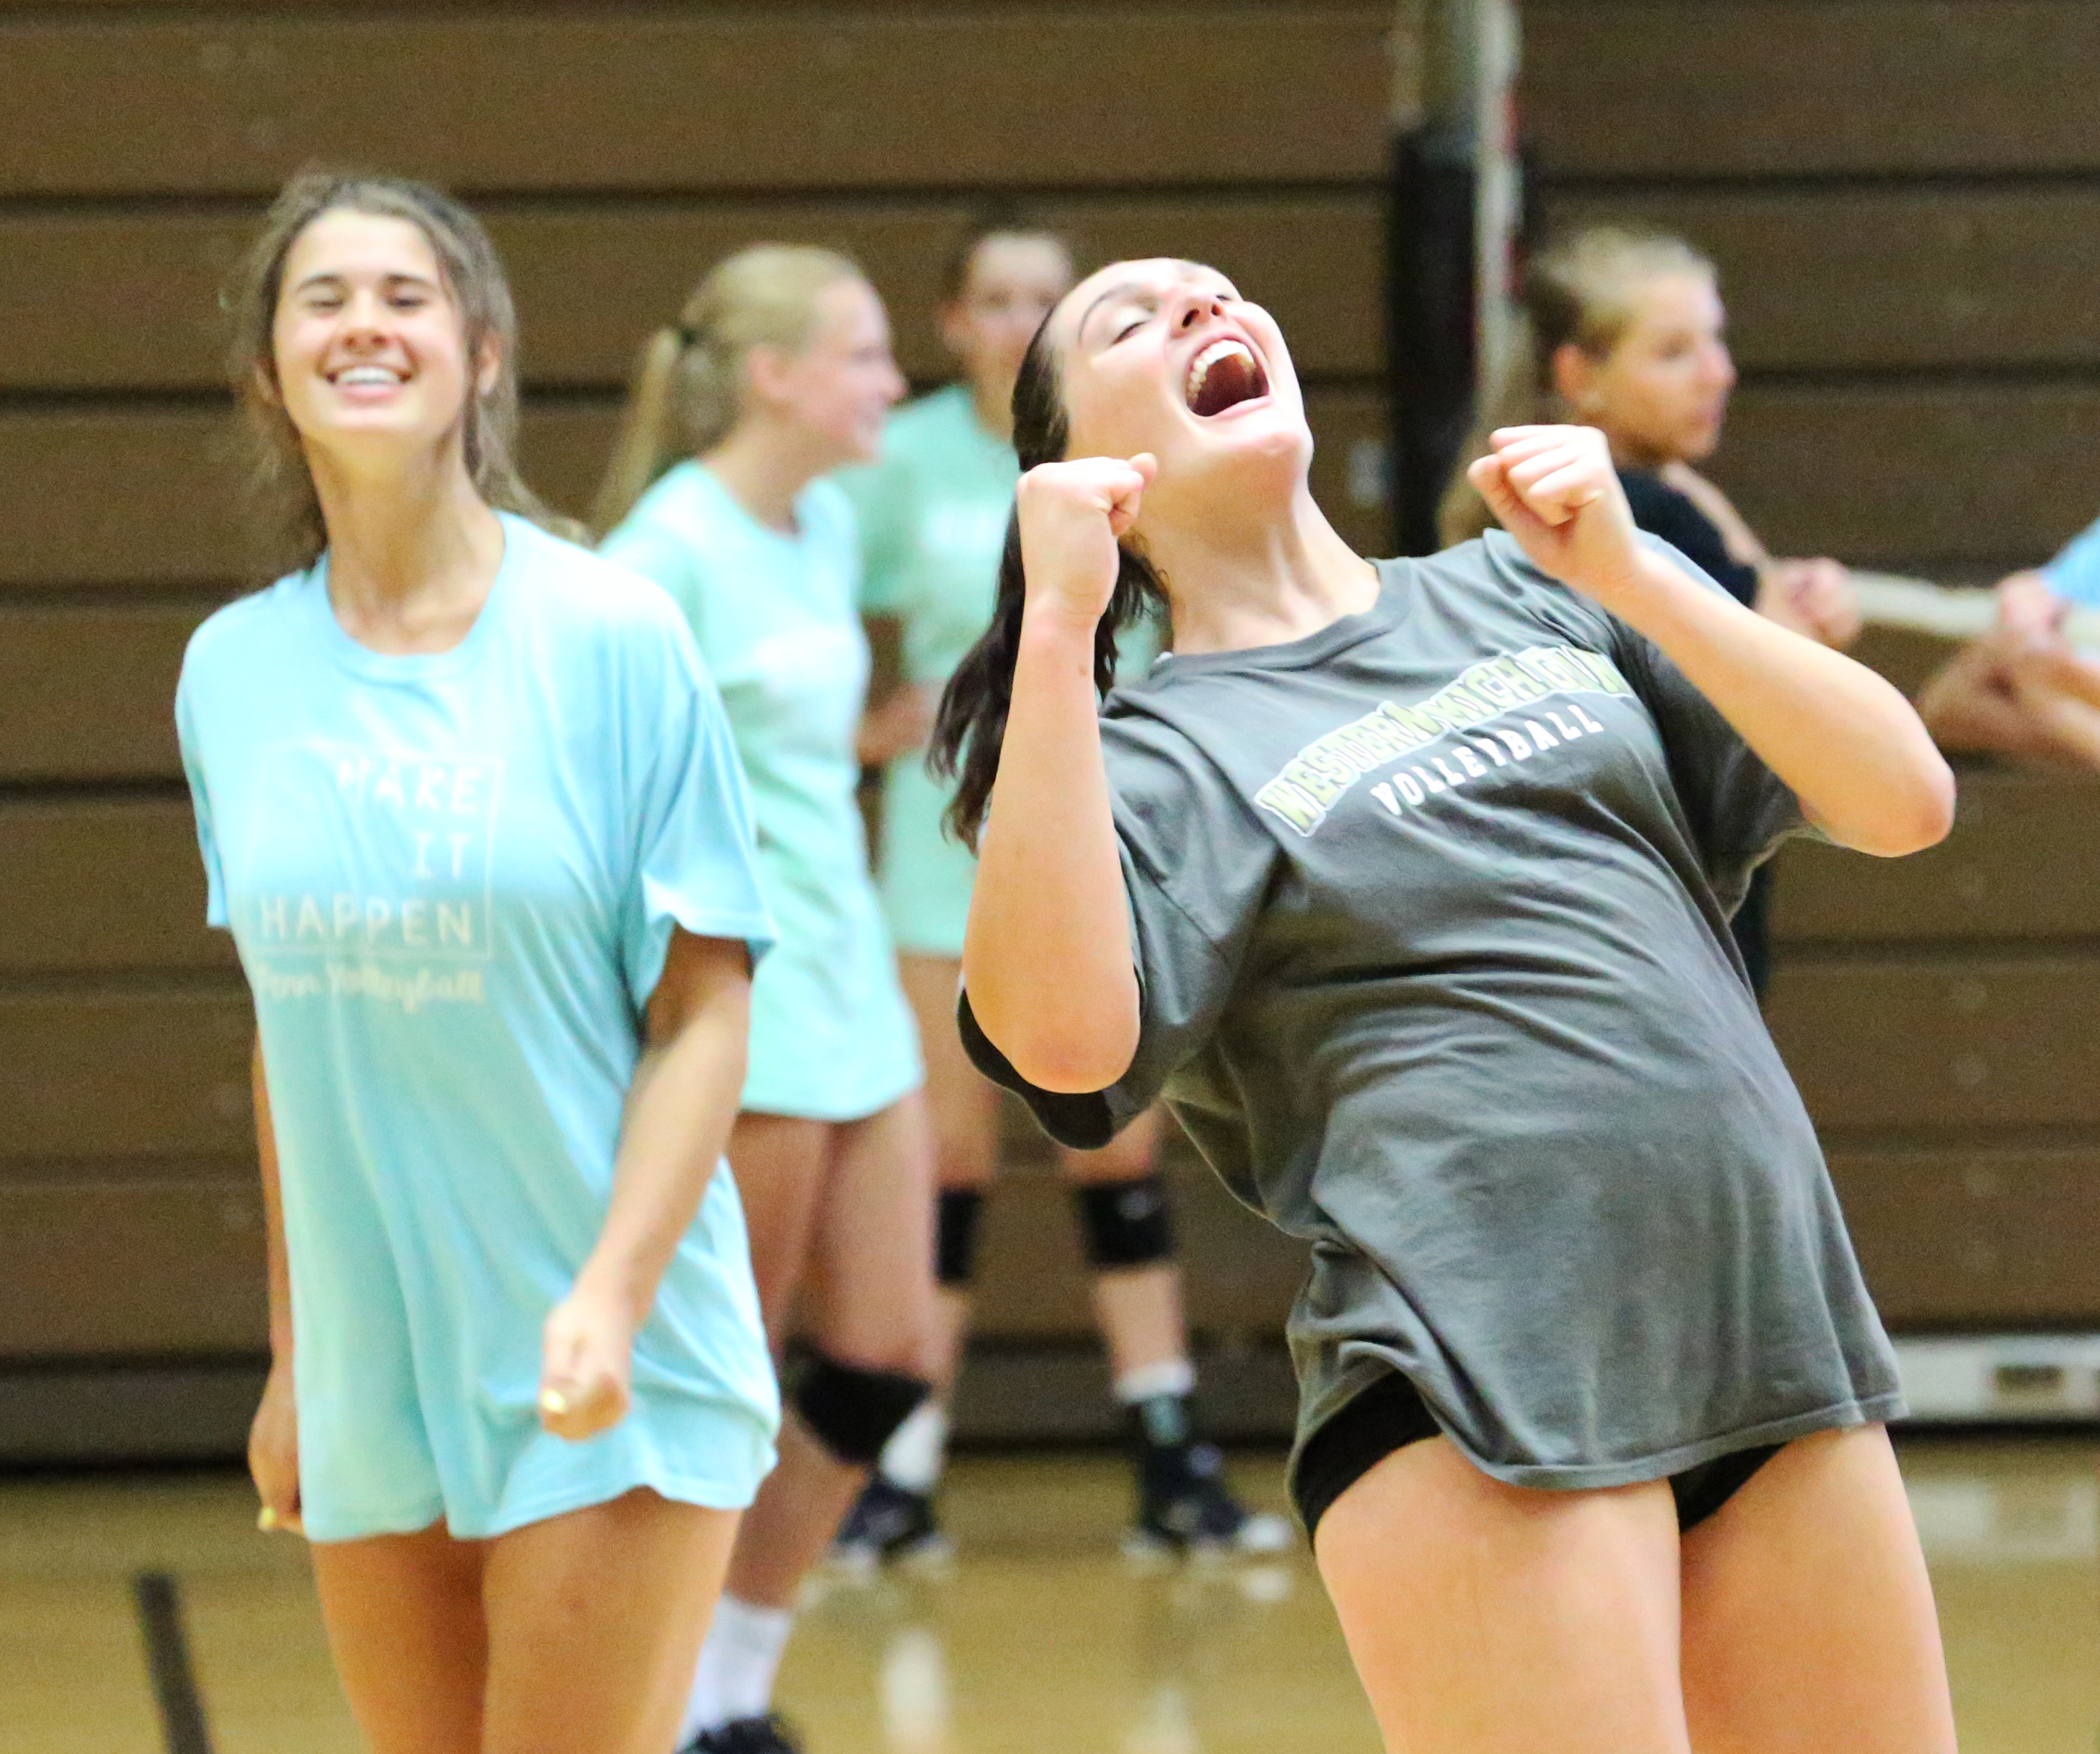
[
  {"x1": 1841, "y1": 758, "x2": 1957, "y2": 858},
  {"x1": 987, "y1": 1006, "x2": 1139, "y2": 1097}
]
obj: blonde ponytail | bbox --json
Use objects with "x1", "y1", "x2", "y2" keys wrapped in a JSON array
[
  {"x1": 1436, "y1": 226, "x2": 1717, "y2": 550},
  {"x1": 590, "y1": 244, "x2": 863, "y2": 538}
]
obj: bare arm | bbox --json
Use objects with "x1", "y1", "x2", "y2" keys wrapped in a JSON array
[
  {"x1": 960, "y1": 457, "x2": 1152, "y2": 1095},
  {"x1": 539, "y1": 928, "x2": 752, "y2": 1439},
  {"x1": 1474, "y1": 427, "x2": 1953, "y2": 858},
  {"x1": 249, "y1": 1040, "x2": 302, "y2": 1533}
]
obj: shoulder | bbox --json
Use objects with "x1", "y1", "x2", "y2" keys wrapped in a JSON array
[
  {"x1": 901, "y1": 385, "x2": 972, "y2": 438},
  {"x1": 797, "y1": 477, "x2": 861, "y2": 551},
  {"x1": 181, "y1": 575, "x2": 301, "y2": 683},
  {"x1": 507, "y1": 518, "x2": 697, "y2": 657}
]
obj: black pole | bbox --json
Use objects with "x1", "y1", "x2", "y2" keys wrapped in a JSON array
[{"x1": 1386, "y1": 130, "x2": 1478, "y2": 556}]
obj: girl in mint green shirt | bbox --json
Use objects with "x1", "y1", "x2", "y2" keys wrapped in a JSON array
[
  {"x1": 834, "y1": 219, "x2": 1283, "y2": 1564},
  {"x1": 595, "y1": 245, "x2": 937, "y2": 1754}
]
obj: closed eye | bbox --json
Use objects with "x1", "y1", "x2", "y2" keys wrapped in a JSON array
[{"x1": 1113, "y1": 318, "x2": 1146, "y2": 344}]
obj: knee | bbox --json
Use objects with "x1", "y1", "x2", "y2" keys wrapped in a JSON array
[
  {"x1": 791, "y1": 1349, "x2": 931, "y2": 1467},
  {"x1": 1072, "y1": 1172, "x2": 1175, "y2": 1271}
]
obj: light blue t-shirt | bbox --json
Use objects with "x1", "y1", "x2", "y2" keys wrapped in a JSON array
[
  {"x1": 175, "y1": 513, "x2": 782, "y2": 1541},
  {"x1": 2043, "y1": 515, "x2": 2100, "y2": 610}
]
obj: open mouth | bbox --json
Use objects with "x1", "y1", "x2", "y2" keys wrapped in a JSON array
[
  {"x1": 1183, "y1": 338, "x2": 1269, "y2": 418},
  {"x1": 330, "y1": 365, "x2": 406, "y2": 391}
]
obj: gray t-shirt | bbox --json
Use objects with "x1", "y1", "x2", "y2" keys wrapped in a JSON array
[{"x1": 963, "y1": 531, "x2": 1901, "y2": 1489}]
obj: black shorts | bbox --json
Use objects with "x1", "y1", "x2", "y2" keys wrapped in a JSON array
[{"x1": 1292, "y1": 1371, "x2": 1782, "y2": 1543}]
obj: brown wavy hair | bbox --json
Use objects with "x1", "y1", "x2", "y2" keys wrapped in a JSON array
[{"x1": 224, "y1": 166, "x2": 574, "y2": 579}]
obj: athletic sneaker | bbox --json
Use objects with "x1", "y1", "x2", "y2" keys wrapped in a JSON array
[
  {"x1": 831, "y1": 1474, "x2": 952, "y2": 1568},
  {"x1": 1128, "y1": 1439, "x2": 1295, "y2": 1556},
  {"x1": 679, "y1": 1714, "x2": 802, "y2": 1754}
]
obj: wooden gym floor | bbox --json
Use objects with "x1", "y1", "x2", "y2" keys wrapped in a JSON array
[{"x1": 0, "y1": 1437, "x2": 2092, "y2": 1754}]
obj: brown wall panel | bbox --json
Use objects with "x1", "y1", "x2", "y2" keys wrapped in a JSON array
[
  {"x1": 0, "y1": 1182, "x2": 265, "y2": 1357},
  {"x1": 1528, "y1": 2, "x2": 2100, "y2": 180},
  {"x1": 1, "y1": 389, "x2": 1388, "y2": 591},
  {"x1": 0, "y1": 988, "x2": 252, "y2": 1160},
  {"x1": 1830, "y1": 1150, "x2": 2100, "y2": 1327},
  {"x1": 1714, "y1": 383, "x2": 2100, "y2": 571},
  {"x1": 1, "y1": 195, "x2": 1382, "y2": 395},
  {"x1": 0, "y1": 602, "x2": 210, "y2": 781},
  {"x1": 1766, "y1": 958, "x2": 2100, "y2": 1134},
  {"x1": 0, "y1": 801, "x2": 230, "y2": 975},
  {"x1": 1544, "y1": 186, "x2": 2100, "y2": 374},
  {"x1": 0, "y1": 10, "x2": 1388, "y2": 198},
  {"x1": 1774, "y1": 770, "x2": 2100, "y2": 944}
]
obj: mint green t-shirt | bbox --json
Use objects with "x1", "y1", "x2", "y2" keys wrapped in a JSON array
[
  {"x1": 603, "y1": 462, "x2": 921, "y2": 1119},
  {"x1": 839, "y1": 386, "x2": 1163, "y2": 956}
]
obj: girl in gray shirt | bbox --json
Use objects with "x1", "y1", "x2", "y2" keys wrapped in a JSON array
[{"x1": 932, "y1": 257, "x2": 1959, "y2": 1753}]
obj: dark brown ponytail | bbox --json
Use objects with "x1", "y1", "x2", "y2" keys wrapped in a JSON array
[{"x1": 928, "y1": 317, "x2": 1164, "y2": 852}]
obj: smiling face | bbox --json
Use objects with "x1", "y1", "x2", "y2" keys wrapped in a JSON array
[
  {"x1": 940, "y1": 233, "x2": 1075, "y2": 407},
  {"x1": 269, "y1": 207, "x2": 489, "y2": 466},
  {"x1": 1562, "y1": 269, "x2": 1736, "y2": 467},
  {"x1": 1045, "y1": 259, "x2": 1310, "y2": 514},
  {"x1": 749, "y1": 275, "x2": 905, "y2": 468}
]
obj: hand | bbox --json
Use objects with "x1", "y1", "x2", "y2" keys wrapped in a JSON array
[
  {"x1": 540, "y1": 1286, "x2": 636, "y2": 1442},
  {"x1": 249, "y1": 1357, "x2": 304, "y2": 1536},
  {"x1": 1757, "y1": 557, "x2": 1861, "y2": 649},
  {"x1": 1015, "y1": 453, "x2": 1157, "y2": 632},
  {"x1": 1997, "y1": 571, "x2": 2068, "y2": 647},
  {"x1": 1467, "y1": 427, "x2": 1644, "y2": 606},
  {"x1": 855, "y1": 683, "x2": 934, "y2": 766}
]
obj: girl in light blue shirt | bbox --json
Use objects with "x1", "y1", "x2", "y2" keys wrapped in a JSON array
[
  {"x1": 177, "y1": 171, "x2": 775, "y2": 1754},
  {"x1": 595, "y1": 245, "x2": 936, "y2": 1754}
]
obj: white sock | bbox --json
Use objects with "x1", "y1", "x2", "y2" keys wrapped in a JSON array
[
  {"x1": 1113, "y1": 1357, "x2": 1196, "y2": 1406},
  {"x1": 681, "y1": 1595, "x2": 795, "y2": 1741},
  {"x1": 878, "y1": 1400, "x2": 949, "y2": 1493}
]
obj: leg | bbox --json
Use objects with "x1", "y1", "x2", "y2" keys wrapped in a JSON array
[
  {"x1": 1315, "y1": 1436, "x2": 1691, "y2": 1754},
  {"x1": 897, "y1": 953, "x2": 999, "y2": 1403},
  {"x1": 726, "y1": 1112, "x2": 831, "y2": 1351},
  {"x1": 1679, "y1": 1424, "x2": 1957, "y2": 1754},
  {"x1": 727, "y1": 1096, "x2": 937, "y2": 1607},
  {"x1": 1060, "y1": 1107, "x2": 1186, "y2": 1384},
  {"x1": 308, "y1": 1524, "x2": 486, "y2": 1754},
  {"x1": 482, "y1": 1489, "x2": 740, "y2": 1754}
]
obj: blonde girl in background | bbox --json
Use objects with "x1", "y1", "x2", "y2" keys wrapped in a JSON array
[
  {"x1": 178, "y1": 170, "x2": 778, "y2": 1754},
  {"x1": 594, "y1": 245, "x2": 935, "y2": 1754},
  {"x1": 834, "y1": 213, "x2": 1284, "y2": 1565},
  {"x1": 1441, "y1": 225, "x2": 1862, "y2": 992}
]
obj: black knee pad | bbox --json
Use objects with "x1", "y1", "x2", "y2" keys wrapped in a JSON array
[
  {"x1": 1073, "y1": 1172, "x2": 1175, "y2": 1270},
  {"x1": 937, "y1": 1186, "x2": 984, "y2": 1289},
  {"x1": 792, "y1": 1351, "x2": 931, "y2": 1466}
]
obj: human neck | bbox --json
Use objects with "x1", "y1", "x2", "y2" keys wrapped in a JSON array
[
  {"x1": 968, "y1": 374, "x2": 1015, "y2": 445},
  {"x1": 1146, "y1": 485, "x2": 1379, "y2": 656},
  {"x1": 309, "y1": 441, "x2": 505, "y2": 655},
  {"x1": 702, "y1": 417, "x2": 834, "y2": 533}
]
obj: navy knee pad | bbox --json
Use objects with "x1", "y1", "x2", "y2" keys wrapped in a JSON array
[
  {"x1": 1073, "y1": 1172, "x2": 1175, "y2": 1270},
  {"x1": 937, "y1": 1186, "x2": 984, "y2": 1289},
  {"x1": 792, "y1": 1351, "x2": 931, "y2": 1466}
]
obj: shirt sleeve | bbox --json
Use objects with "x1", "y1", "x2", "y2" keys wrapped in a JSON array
[
  {"x1": 958, "y1": 708, "x2": 1272, "y2": 1148},
  {"x1": 600, "y1": 515, "x2": 708, "y2": 655},
  {"x1": 835, "y1": 458, "x2": 912, "y2": 616},
  {"x1": 1604, "y1": 532, "x2": 1811, "y2": 915},
  {"x1": 173, "y1": 658, "x2": 230, "y2": 931},
  {"x1": 2041, "y1": 515, "x2": 2100, "y2": 610},
  {"x1": 619, "y1": 613, "x2": 776, "y2": 1011}
]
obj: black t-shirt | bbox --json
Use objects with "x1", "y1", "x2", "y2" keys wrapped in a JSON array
[{"x1": 1617, "y1": 469, "x2": 1773, "y2": 991}]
